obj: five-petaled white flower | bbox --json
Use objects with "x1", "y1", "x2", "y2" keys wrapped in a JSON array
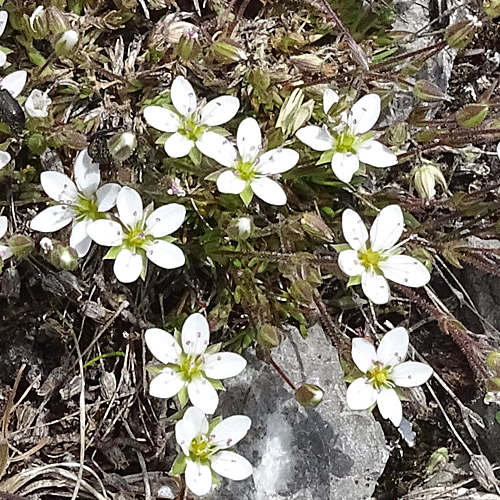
[
  {"x1": 201, "y1": 117, "x2": 299, "y2": 206},
  {"x1": 145, "y1": 312, "x2": 246, "y2": 414},
  {"x1": 25, "y1": 89, "x2": 52, "y2": 118},
  {"x1": 87, "y1": 187, "x2": 186, "y2": 283},
  {"x1": 346, "y1": 327, "x2": 433, "y2": 426},
  {"x1": 174, "y1": 406, "x2": 253, "y2": 496},
  {"x1": 143, "y1": 75, "x2": 239, "y2": 158},
  {"x1": 296, "y1": 91, "x2": 397, "y2": 183},
  {"x1": 0, "y1": 216, "x2": 12, "y2": 262},
  {"x1": 30, "y1": 149, "x2": 121, "y2": 258},
  {"x1": 338, "y1": 204, "x2": 430, "y2": 304}
]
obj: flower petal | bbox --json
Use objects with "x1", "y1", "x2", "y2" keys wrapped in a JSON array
[
  {"x1": 361, "y1": 270, "x2": 390, "y2": 304},
  {"x1": 196, "y1": 131, "x2": 237, "y2": 167},
  {"x1": 171, "y1": 76, "x2": 197, "y2": 116},
  {"x1": 0, "y1": 216, "x2": 7, "y2": 239},
  {"x1": 96, "y1": 183, "x2": 121, "y2": 212},
  {"x1": 211, "y1": 451, "x2": 253, "y2": 481},
  {"x1": 185, "y1": 460, "x2": 213, "y2": 497},
  {"x1": 145, "y1": 328, "x2": 182, "y2": 364},
  {"x1": 113, "y1": 248, "x2": 143, "y2": 283},
  {"x1": 370, "y1": 204, "x2": 404, "y2": 252},
  {"x1": 379, "y1": 255, "x2": 431, "y2": 288},
  {"x1": 117, "y1": 186, "x2": 143, "y2": 228},
  {"x1": 149, "y1": 367, "x2": 185, "y2": 399},
  {"x1": 342, "y1": 208, "x2": 368, "y2": 251},
  {"x1": 338, "y1": 249, "x2": 364, "y2": 277},
  {"x1": 377, "y1": 387, "x2": 403, "y2": 426},
  {"x1": 200, "y1": 96, "x2": 240, "y2": 126},
  {"x1": 250, "y1": 177, "x2": 287, "y2": 206},
  {"x1": 346, "y1": 377, "x2": 377, "y2": 410},
  {"x1": 331, "y1": 152, "x2": 359, "y2": 183},
  {"x1": 0, "y1": 245, "x2": 12, "y2": 260},
  {"x1": 74, "y1": 149, "x2": 100, "y2": 195},
  {"x1": 237, "y1": 118, "x2": 262, "y2": 162},
  {"x1": 295, "y1": 125, "x2": 332, "y2": 151},
  {"x1": 0, "y1": 151, "x2": 11, "y2": 169},
  {"x1": 176, "y1": 407, "x2": 209, "y2": 455},
  {"x1": 1, "y1": 70, "x2": 27, "y2": 98},
  {"x1": 145, "y1": 240, "x2": 185, "y2": 270},
  {"x1": 143, "y1": 106, "x2": 180, "y2": 133},
  {"x1": 323, "y1": 88, "x2": 339, "y2": 114},
  {"x1": 164, "y1": 132, "x2": 194, "y2": 158},
  {"x1": 349, "y1": 94, "x2": 381, "y2": 134},
  {"x1": 357, "y1": 139, "x2": 397, "y2": 168},
  {"x1": 256, "y1": 148, "x2": 299, "y2": 175},
  {"x1": 211, "y1": 415, "x2": 251, "y2": 449},
  {"x1": 187, "y1": 376, "x2": 219, "y2": 414},
  {"x1": 0, "y1": 11, "x2": 8, "y2": 38},
  {"x1": 87, "y1": 219, "x2": 124, "y2": 246},
  {"x1": 146, "y1": 203, "x2": 186, "y2": 237},
  {"x1": 30, "y1": 206, "x2": 73, "y2": 232},
  {"x1": 182, "y1": 313, "x2": 210, "y2": 356},
  {"x1": 376, "y1": 327, "x2": 409, "y2": 366},
  {"x1": 217, "y1": 170, "x2": 246, "y2": 194},
  {"x1": 392, "y1": 361, "x2": 433, "y2": 388},
  {"x1": 203, "y1": 352, "x2": 247, "y2": 379},
  {"x1": 40, "y1": 171, "x2": 77, "y2": 203},
  {"x1": 70, "y1": 219, "x2": 92, "y2": 257},
  {"x1": 0, "y1": 52, "x2": 6, "y2": 69},
  {"x1": 351, "y1": 338, "x2": 377, "y2": 373}
]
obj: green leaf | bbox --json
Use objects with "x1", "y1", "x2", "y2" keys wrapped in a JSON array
[
  {"x1": 205, "y1": 342, "x2": 222, "y2": 355},
  {"x1": 347, "y1": 275, "x2": 362, "y2": 287},
  {"x1": 208, "y1": 378, "x2": 225, "y2": 391},
  {"x1": 317, "y1": 149, "x2": 334, "y2": 165},
  {"x1": 146, "y1": 363, "x2": 169, "y2": 376},
  {"x1": 333, "y1": 243, "x2": 351, "y2": 252},
  {"x1": 208, "y1": 416, "x2": 223, "y2": 433},
  {"x1": 177, "y1": 385, "x2": 189, "y2": 407},
  {"x1": 103, "y1": 246, "x2": 122, "y2": 260},
  {"x1": 170, "y1": 453, "x2": 187, "y2": 476},
  {"x1": 190, "y1": 146, "x2": 202, "y2": 168},
  {"x1": 240, "y1": 184, "x2": 253, "y2": 206}
]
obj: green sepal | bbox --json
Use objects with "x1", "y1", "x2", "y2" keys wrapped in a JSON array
[
  {"x1": 155, "y1": 132, "x2": 171, "y2": 146},
  {"x1": 208, "y1": 377, "x2": 225, "y2": 392},
  {"x1": 170, "y1": 453, "x2": 188, "y2": 476},
  {"x1": 174, "y1": 329, "x2": 181, "y2": 344},
  {"x1": 240, "y1": 184, "x2": 253, "y2": 206},
  {"x1": 211, "y1": 470, "x2": 221, "y2": 486},
  {"x1": 205, "y1": 342, "x2": 222, "y2": 355},
  {"x1": 317, "y1": 149, "x2": 334, "y2": 166},
  {"x1": 177, "y1": 385, "x2": 189, "y2": 408},
  {"x1": 347, "y1": 275, "x2": 362, "y2": 287},
  {"x1": 190, "y1": 146, "x2": 202, "y2": 168},
  {"x1": 359, "y1": 130, "x2": 377, "y2": 142},
  {"x1": 333, "y1": 243, "x2": 351, "y2": 252},
  {"x1": 146, "y1": 363, "x2": 169, "y2": 376},
  {"x1": 207, "y1": 416, "x2": 223, "y2": 433},
  {"x1": 140, "y1": 252, "x2": 148, "y2": 281},
  {"x1": 103, "y1": 245, "x2": 122, "y2": 260}
]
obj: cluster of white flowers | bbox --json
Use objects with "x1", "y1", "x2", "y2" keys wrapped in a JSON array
[
  {"x1": 146, "y1": 313, "x2": 252, "y2": 496},
  {"x1": 145, "y1": 78, "x2": 398, "y2": 205},
  {"x1": 30, "y1": 149, "x2": 186, "y2": 283}
]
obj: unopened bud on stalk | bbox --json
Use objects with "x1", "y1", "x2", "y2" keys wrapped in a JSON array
[
  {"x1": 300, "y1": 213, "x2": 333, "y2": 242},
  {"x1": 276, "y1": 88, "x2": 314, "y2": 137},
  {"x1": 445, "y1": 19, "x2": 478, "y2": 49},
  {"x1": 456, "y1": 103, "x2": 489, "y2": 128},
  {"x1": 45, "y1": 243, "x2": 79, "y2": 271},
  {"x1": 483, "y1": 0, "x2": 500, "y2": 18},
  {"x1": 46, "y1": 6, "x2": 70, "y2": 34},
  {"x1": 211, "y1": 40, "x2": 247, "y2": 64},
  {"x1": 294, "y1": 384, "x2": 324, "y2": 407},
  {"x1": 7, "y1": 235, "x2": 34, "y2": 259},
  {"x1": 29, "y1": 6, "x2": 49, "y2": 39},
  {"x1": 413, "y1": 80, "x2": 449, "y2": 102},
  {"x1": 226, "y1": 216, "x2": 253, "y2": 240},
  {"x1": 108, "y1": 132, "x2": 137, "y2": 161},
  {"x1": 413, "y1": 162, "x2": 447, "y2": 200},
  {"x1": 55, "y1": 29, "x2": 79, "y2": 57},
  {"x1": 257, "y1": 324, "x2": 281, "y2": 350}
]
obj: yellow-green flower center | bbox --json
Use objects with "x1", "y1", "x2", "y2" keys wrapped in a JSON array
[
  {"x1": 236, "y1": 160, "x2": 256, "y2": 182},
  {"x1": 189, "y1": 435, "x2": 216, "y2": 461},
  {"x1": 335, "y1": 131, "x2": 357, "y2": 154},
  {"x1": 179, "y1": 353, "x2": 203, "y2": 379},
  {"x1": 367, "y1": 362, "x2": 392, "y2": 390},
  {"x1": 73, "y1": 195, "x2": 99, "y2": 222},
  {"x1": 124, "y1": 226, "x2": 152, "y2": 249},
  {"x1": 178, "y1": 116, "x2": 206, "y2": 141},
  {"x1": 358, "y1": 248, "x2": 382, "y2": 270}
]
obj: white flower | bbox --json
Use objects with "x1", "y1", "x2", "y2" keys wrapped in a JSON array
[
  {"x1": 145, "y1": 312, "x2": 246, "y2": 414},
  {"x1": 56, "y1": 29, "x2": 79, "y2": 54},
  {"x1": 87, "y1": 187, "x2": 186, "y2": 283},
  {"x1": 0, "y1": 70, "x2": 27, "y2": 98},
  {"x1": 296, "y1": 92, "x2": 397, "y2": 183},
  {"x1": 0, "y1": 11, "x2": 8, "y2": 68},
  {"x1": 338, "y1": 205, "x2": 430, "y2": 304},
  {"x1": 0, "y1": 150, "x2": 10, "y2": 169},
  {"x1": 25, "y1": 89, "x2": 52, "y2": 118},
  {"x1": 200, "y1": 117, "x2": 299, "y2": 206},
  {"x1": 30, "y1": 149, "x2": 121, "y2": 258},
  {"x1": 40, "y1": 237, "x2": 53, "y2": 254},
  {"x1": 0, "y1": 216, "x2": 12, "y2": 261},
  {"x1": 346, "y1": 327, "x2": 433, "y2": 426},
  {"x1": 143, "y1": 75, "x2": 239, "y2": 158},
  {"x1": 174, "y1": 406, "x2": 253, "y2": 496}
]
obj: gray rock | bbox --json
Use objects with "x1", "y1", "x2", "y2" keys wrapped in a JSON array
[{"x1": 207, "y1": 324, "x2": 389, "y2": 500}]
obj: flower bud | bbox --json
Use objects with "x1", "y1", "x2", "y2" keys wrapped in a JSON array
[
  {"x1": 276, "y1": 88, "x2": 314, "y2": 137},
  {"x1": 7, "y1": 234, "x2": 34, "y2": 259},
  {"x1": 40, "y1": 237, "x2": 53, "y2": 254},
  {"x1": 46, "y1": 6, "x2": 70, "y2": 34},
  {"x1": 456, "y1": 103, "x2": 489, "y2": 128},
  {"x1": 165, "y1": 21, "x2": 198, "y2": 44},
  {"x1": 55, "y1": 29, "x2": 79, "y2": 57},
  {"x1": 413, "y1": 80, "x2": 449, "y2": 102},
  {"x1": 413, "y1": 162, "x2": 447, "y2": 200},
  {"x1": 483, "y1": 0, "x2": 500, "y2": 18},
  {"x1": 107, "y1": 132, "x2": 137, "y2": 161},
  {"x1": 226, "y1": 217, "x2": 253, "y2": 241},
  {"x1": 211, "y1": 40, "x2": 247, "y2": 64},
  {"x1": 45, "y1": 243, "x2": 79, "y2": 271},
  {"x1": 257, "y1": 324, "x2": 281, "y2": 350},
  {"x1": 294, "y1": 384, "x2": 324, "y2": 407},
  {"x1": 445, "y1": 20, "x2": 477, "y2": 49},
  {"x1": 29, "y1": 6, "x2": 49, "y2": 39},
  {"x1": 386, "y1": 121, "x2": 409, "y2": 146},
  {"x1": 290, "y1": 54, "x2": 324, "y2": 74},
  {"x1": 300, "y1": 213, "x2": 333, "y2": 242},
  {"x1": 290, "y1": 279, "x2": 315, "y2": 305}
]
